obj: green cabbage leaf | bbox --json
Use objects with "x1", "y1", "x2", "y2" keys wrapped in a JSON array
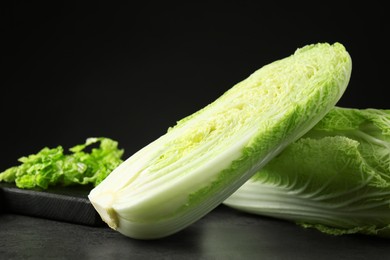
[{"x1": 0, "y1": 137, "x2": 124, "y2": 189}]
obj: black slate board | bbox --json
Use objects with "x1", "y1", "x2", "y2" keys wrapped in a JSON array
[{"x1": 0, "y1": 183, "x2": 105, "y2": 226}]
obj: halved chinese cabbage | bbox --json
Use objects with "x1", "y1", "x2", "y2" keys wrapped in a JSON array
[{"x1": 88, "y1": 43, "x2": 352, "y2": 239}]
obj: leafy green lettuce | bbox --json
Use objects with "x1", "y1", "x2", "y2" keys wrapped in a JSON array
[
  {"x1": 0, "y1": 137, "x2": 124, "y2": 189},
  {"x1": 224, "y1": 107, "x2": 390, "y2": 237}
]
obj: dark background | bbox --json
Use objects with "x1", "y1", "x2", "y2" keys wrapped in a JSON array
[{"x1": 1, "y1": 1, "x2": 387, "y2": 170}]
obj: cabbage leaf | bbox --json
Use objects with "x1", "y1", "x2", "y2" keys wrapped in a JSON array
[{"x1": 0, "y1": 137, "x2": 124, "y2": 189}]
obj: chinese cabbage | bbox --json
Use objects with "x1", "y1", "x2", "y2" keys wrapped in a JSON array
[
  {"x1": 224, "y1": 107, "x2": 390, "y2": 237},
  {"x1": 88, "y1": 43, "x2": 352, "y2": 239}
]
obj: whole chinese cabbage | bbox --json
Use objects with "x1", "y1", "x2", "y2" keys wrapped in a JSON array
[
  {"x1": 224, "y1": 107, "x2": 390, "y2": 237},
  {"x1": 88, "y1": 43, "x2": 352, "y2": 239}
]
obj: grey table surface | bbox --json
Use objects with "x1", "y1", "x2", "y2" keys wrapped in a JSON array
[{"x1": 1, "y1": 205, "x2": 389, "y2": 260}]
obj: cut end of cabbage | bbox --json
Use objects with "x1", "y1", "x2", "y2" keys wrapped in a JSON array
[
  {"x1": 88, "y1": 42, "x2": 352, "y2": 239},
  {"x1": 90, "y1": 192, "x2": 119, "y2": 230}
]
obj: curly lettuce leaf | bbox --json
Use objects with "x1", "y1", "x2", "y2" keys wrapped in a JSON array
[
  {"x1": 224, "y1": 107, "x2": 390, "y2": 237},
  {"x1": 0, "y1": 137, "x2": 124, "y2": 189}
]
